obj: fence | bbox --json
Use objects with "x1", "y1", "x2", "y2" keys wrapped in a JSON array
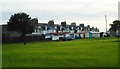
[{"x1": 2, "y1": 34, "x2": 45, "y2": 43}]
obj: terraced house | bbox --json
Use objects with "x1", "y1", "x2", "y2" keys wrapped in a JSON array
[{"x1": 32, "y1": 20, "x2": 100, "y2": 41}]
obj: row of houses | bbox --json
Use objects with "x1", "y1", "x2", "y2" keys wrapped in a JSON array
[{"x1": 31, "y1": 22, "x2": 102, "y2": 41}]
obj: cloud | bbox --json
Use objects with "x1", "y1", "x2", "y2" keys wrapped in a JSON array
[{"x1": 0, "y1": 0, "x2": 119, "y2": 32}]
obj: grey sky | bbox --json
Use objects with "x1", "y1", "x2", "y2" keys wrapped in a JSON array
[{"x1": 0, "y1": 0, "x2": 119, "y2": 32}]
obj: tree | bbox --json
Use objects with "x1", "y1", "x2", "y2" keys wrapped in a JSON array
[
  {"x1": 7, "y1": 12, "x2": 37, "y2": 45},
  {"x1": 109, "y1": 20, "x2": 120, "y2": 35},
  {"x1": 29, "y1": 18, "x2": 38, "y2": 33}
]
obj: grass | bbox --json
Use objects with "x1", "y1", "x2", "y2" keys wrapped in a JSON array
[{"x1": 2, "y1": 37, "x2": 119, "y2": 67}]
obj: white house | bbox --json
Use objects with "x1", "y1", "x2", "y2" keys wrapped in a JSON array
[{"x1": 89, "y1": 31, "x2": 100, "y2": 38}]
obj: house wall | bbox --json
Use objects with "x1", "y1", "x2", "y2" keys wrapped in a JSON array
[
  {"x1": 63, "y1": 30, "x2": 69, "y2": 32},
  {"x1": 52, "y1": 35, "x2": 59, "y2": 40},
  {"x1": 69, "y1": 34, "x2": 75, "y2": 39},
  {"x1": 92, "y1": 33, "x2": 100, "y2": 38},
  {"x1": 74, "y1": 34, "x2": 80, "y2": 39},
  {"x1": 85, "y1": 32, "x2": 89, "y2": 38},
  {"x1": 45, "y1": 35, "x2": 51, "y2": 39},
  {"x1": 48, "y1": 29, "x2": 55, "y2": 33},
  {"x1": 89, "y1": 32, "x2": 92, "y2": 38},
  {"x1": 80, "y1": 34, "x2": 84, "y2": 38},
  {"x1": 70, "y1": 30, "x2": 74, "y2": 33},
  {"x1": 42, "y1": 30, "x2": 48, "y2": 35},
  {"x1": 116, "y1": 28, "x2": 120, "y2": 35},
  {"x1": 59, "y1": 35, "x2": 64, "y2": 38},
  {"x1": 8, "y1": 31, "x2": 21, "y2": 37}
]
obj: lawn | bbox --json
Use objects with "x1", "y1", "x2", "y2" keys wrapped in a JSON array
[{"x1": 2, "y1": 37, "x2": 119, "y2": 67}]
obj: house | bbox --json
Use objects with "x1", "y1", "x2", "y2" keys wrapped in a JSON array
[
  {"x1": 32, "y1": 22, "x2": 100, "y2": 40},
  {"x1": 45, "y1": 32, "x2": 72, "y2": 41},
  {"x1": 76, "y1": 31, "x2": 85, "y2": 38},
  {"x1": 32, "y1": 23, "x2": 48, "y2": 35},
  {"x1": 109, "y1": 27, "x2": 120, "y2": 37},
  {"x1": 2, "y1": 25, "x2": 23, "y2": 43},
  {"x1": 2, "y1": 25, "x2": 22, "y2": 38},
  {"x1": 49, "y1": 32, "x2": 64, "y2": 40},
  {"x1": 76, "y1": 31, "x2": 101, "y2": 38},
  {"x1": 89, "y1": 31, "x2": 100, "y2": 38}
]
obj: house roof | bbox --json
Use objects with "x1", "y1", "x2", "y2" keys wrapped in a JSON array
[
  {"x1": 76, "y1": 31, "x2": 86, "y2": 34},
  {"x1": 38, "y1": 23, "x2": 48, "y2": 26}
]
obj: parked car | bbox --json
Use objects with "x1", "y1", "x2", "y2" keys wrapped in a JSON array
[
  {"x1": 116, "y1": 34, "x2": 120, "y2": 37},
  {"x1": 62, "y1": 37, "x2": 73, "y2": 41},
  {"x1": 59, "y1": 34, "x2": 73, "y2": 41}
]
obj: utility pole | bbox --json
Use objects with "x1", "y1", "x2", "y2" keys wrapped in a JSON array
[{"x1": 105, "y1": 15, "x2": 107, "y2": 33}]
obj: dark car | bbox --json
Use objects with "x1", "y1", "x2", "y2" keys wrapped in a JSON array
[
  {"x1": 116, "y1": 34, "x2": 120, "y2": 37},
  {"x1": 59, "y1": 36, "x2": 73, "y2": 41}
]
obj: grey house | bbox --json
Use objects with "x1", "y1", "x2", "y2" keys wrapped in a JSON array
[{"x1": 109, "y1": 27, "x2": 120, "y2": 36}]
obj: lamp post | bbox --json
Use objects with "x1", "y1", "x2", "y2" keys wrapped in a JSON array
[{"x1": 105, "y1": 15, "x2": 107, "y2": 33}]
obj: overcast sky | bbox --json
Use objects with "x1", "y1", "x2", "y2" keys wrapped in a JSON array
[{"x1": 0, "y1": 0, "x2": 119, "y2": 32}]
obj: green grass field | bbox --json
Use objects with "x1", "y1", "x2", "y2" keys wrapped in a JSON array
[{"x1": 2, "y1": 37, "x2": 119, "y2": 67}]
